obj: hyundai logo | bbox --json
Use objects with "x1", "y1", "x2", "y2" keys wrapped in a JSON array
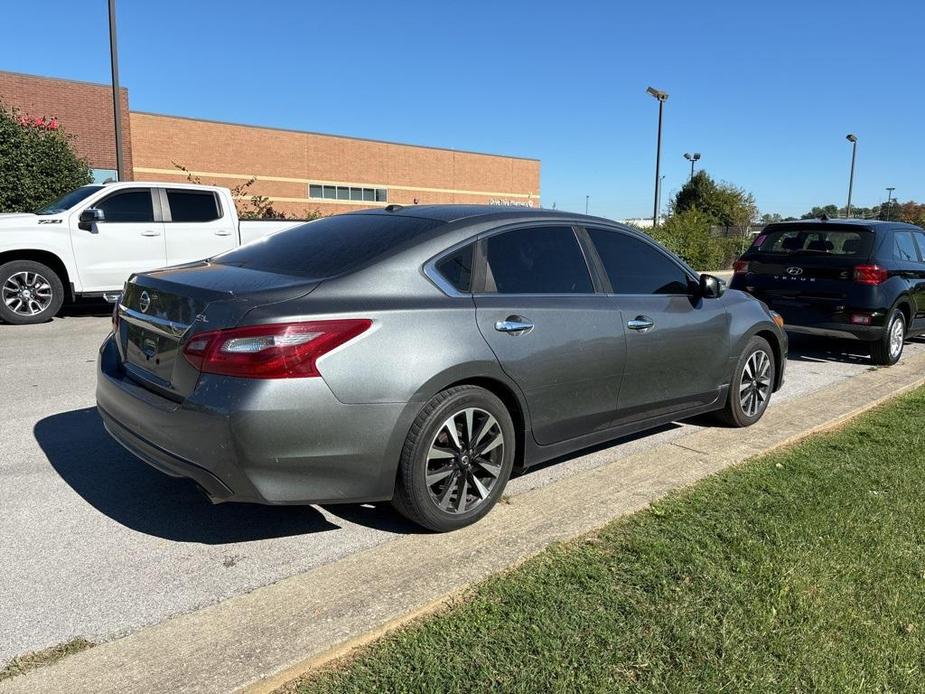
[
  {"x1": 139, "y1": 290, "x2": 151, "y2": 313},
  {"x1": 786, "y1": 266, "x2": 804, "y2": 276}
]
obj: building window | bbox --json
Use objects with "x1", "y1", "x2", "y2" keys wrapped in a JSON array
[
  {"x1": 92, "y1": 168, "x2": 118, "y2": 184},
  {"x1": 309, "y1": 184, "x2": 388, "y2": 203}
]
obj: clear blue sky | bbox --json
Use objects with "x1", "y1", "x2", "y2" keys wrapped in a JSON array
[{"x1": 2, "y1": 0, "x2": 922, "y2": 219}]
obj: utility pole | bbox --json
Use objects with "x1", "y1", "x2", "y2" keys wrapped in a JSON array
[
  {"x1": 647, "y1": 87, "x2": 668, "y2": 228},
  {"x1": 109, "y1": 0, "x2": 126, "y2": 181}
]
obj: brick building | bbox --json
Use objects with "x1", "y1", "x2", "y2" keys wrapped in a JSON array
[{"x1": 0, "y1": 70, "x2": 540, "y2": 216}]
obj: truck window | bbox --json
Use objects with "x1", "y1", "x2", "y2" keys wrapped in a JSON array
[
  {"x1": 95, "y1": 190, "x2": 155, "y2": 223},
  {"x1": 35, "y1": 186, "x2": 103, "y2": 214},
  {"x1": 166, "y1": 190, "x2": 221, "y2": 223}
]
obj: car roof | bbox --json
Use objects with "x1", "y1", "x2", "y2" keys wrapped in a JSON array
[
  {"x1": 348, "y1": 204, "x2": 615, "y2": 226},
  {"x1": 764, "y1": 218, "x2": 921, "y2": 232}
]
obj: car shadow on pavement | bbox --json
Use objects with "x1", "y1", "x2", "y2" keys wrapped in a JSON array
[
  {"x1": 785, "y1": 334, "x2": 872, "y2": 365},
  {"x1": 58, "y1": 299, "x2": 114, "y2": 319},
  {"x1": 34, "y1": 407, "x2": 350, "y2": 544}
]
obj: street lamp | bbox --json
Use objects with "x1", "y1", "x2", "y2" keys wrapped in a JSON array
[
  {"x1": 108, "y1": 0, "x2": 125, "y2": 181},
  {"x1": 885, "y1": 187, "x2": 895, "y2": 220},
  {"x1": 647, "y1": 86, "x2": 669, "y2": 227},
  {"x1": 656, "y1": 174, "x2": 666, "y2": 223},
  {"x1": 845, "y1": 134, "x2": 858, "y2": 218},
  {"x1": 683, "y1": 152, "x2": 701, "y2": 180},
  {"x1": 585, "y1": 195, "x2": 590, "y2": 215}
]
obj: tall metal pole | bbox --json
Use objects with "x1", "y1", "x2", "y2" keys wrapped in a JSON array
[
  {"x1": 689, "y1": 158, "x2": 695, "y2": 180},
  {"x1": 653, "y1": 98, "x2": 664, "y2": 227},
  {"x1": 846, "y1": 134, "x2": 857, "y2": 218},
  {"x1": 585, "y1": 195, "x2": 589, "y2": 215},
  {"x1": 109, "y1": 0, "x2": 126, "y2": 181},
  {"x1": 885, "y1": 187, "x2": 895, "y2": 220},
  {"x1": 656, "y1": 175, "x2": 665, "y2": 221}
]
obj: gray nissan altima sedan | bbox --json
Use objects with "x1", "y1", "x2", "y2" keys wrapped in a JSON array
[{"x1": 97, "y1": 205, "x2": 787, "y2": 531}]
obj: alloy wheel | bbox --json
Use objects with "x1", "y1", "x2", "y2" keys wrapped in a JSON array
[
  {"x1": 739, "y1": 349, "x2": 772, "y2": 418},
  {"x1": 2, "y1": 271, "x2": 53, "y2": 317},
  {"x1": 889, "y1": 314, "x2": 905, "y2": 360},
  {"x1": 425, "y1": 407, "x2": 504, "y2": 514}
]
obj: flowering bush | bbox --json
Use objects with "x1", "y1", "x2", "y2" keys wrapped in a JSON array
[{"x1": 0, "y1": 103, "x2": 92, "y2": 213}]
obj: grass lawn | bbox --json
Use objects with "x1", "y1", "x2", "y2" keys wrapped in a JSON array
[{"x1": 292, "y1": 386, "x2": 925, "y2": 693}]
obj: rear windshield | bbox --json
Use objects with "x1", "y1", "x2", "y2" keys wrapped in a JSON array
[
  {"x1": 213, "y1": 213, "x2": 444, "y2": 279},
  {"x1": 751, "y1": 227, "x2": 873, "y2": 258}
]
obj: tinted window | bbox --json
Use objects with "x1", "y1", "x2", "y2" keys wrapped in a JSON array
[
  {"x1": 894, "y1": 231, "x2": 920, "y2": 262},
  {"x1": 96, "y1": 190, "x2": 154, "y2": 223},
  {"x1": 166, "y1": 190, "x2": 220, "y2": 222},
  {"x1": 214, "y1": 214, "x2": 443, "y2": 279},
  {"x1": 912, "y1": 231, "x2": 925, "y2": 260},
  {"x1": 35, "y1": 186, "x2": 103, "y2": 214},
  {"x1": 753, "y1": 228, "x2": 873, "y2": 257},
  {"x1": 588, "y1": 228, "x2": 690, "y2": 295},
  {"x1": 435, "y1": 245, "x2": 473, "y2": 293},
  {"x1": 484, "y1": 227, "x2": 592, "y2": 294}
]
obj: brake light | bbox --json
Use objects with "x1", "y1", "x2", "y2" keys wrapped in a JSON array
[
  {"x1": 733, "y1": 260, "x2": 750, "y2": 274},
  {"x1": 183, "y1": 319, "x2": 372, "y2": 378},
  {"x1": 853, "y1": 265, "x2": 888, "y2": 286}
]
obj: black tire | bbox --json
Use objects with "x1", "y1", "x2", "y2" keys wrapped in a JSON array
[
  {"x1": 392, "y1": 385, "x2": 516, "y2": 532},
  {"x1": 715, "y1": 336, "x2": 776, "y2": 428},
  {"x1": 869, "y1": 308, "x2": 906, "y2": 366},
  {"x1": 0, "y1": 260, "x2": 65, "y2": 325}
]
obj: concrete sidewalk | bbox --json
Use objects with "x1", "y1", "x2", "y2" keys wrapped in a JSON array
[{"x1": 4, "y1": 351, "x2": 925, "y2": 694}]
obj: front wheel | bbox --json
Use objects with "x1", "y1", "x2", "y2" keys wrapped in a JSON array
[
  {"x1": 392, "y1": 385, "x2": 515, "y2": 532},
  {"x1": 869, "y1": 308, "x2": 905, "y2": 366},
  {"x1": 716, "y1": 336, "x2": 776, "y2": 427},
  {"x1": 0, "y1": 260, "x2": 65, "y2": 325}
]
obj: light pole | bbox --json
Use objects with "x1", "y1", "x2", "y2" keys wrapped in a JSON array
[
  {"x1": 585, "y1": 195, "x2": 590, "y2": 215},
  {"x1": 845, "y1": 134, "x2": 858, "y2": 218},
  {"x1": 108, "y1": 0, "x2": 125, "y2": 181},
  {"x1": 885, "y1": 187, "x2": 895, "y2": 220},
  {"x1": 683, "y1": 152, "x2": 701, "y2": 180},
  {"x1": 656, "y1": 175, "x2": 666, "y2": 223},
  {"x1": 647, "y1": 86, "x2": 669, "y2": 228}
]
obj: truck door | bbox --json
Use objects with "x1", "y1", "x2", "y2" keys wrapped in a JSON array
[
  {"x1": 160, "y1": 188, "x2": 236, "y2": 265},
  {"x1": 70, "y1": 187, "x2": 167, "y2": 291}
]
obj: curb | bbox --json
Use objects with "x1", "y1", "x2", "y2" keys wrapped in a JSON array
[{"x1": 4, "y1": 352, "x2": 925, "y2": 694}]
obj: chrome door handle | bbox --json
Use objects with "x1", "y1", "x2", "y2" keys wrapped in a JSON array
[
  {"x1": 140, "y1": 230, "x2": 161, "y2": 237},
  {"x1": 214, "y1": 231, "x2": 232, "y2": 236},
  {"x1": 495, "y1": 319, "x2": 534, "y2": 334},
  {"x1": 627, "y1": 316, "x2": 655, "y2": 332}
]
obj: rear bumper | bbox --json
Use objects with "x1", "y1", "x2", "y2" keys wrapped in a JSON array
[{"x1": 96, "y1": 334, "x2": 413, "y2": 505}]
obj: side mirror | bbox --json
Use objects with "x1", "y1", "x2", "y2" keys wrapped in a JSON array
[
  {"x1": 78, "y1": 208, "x2": 104, "y2": 231},
  {"x1": 699, "y1": 273, "x2": 726, "y2": 299}
]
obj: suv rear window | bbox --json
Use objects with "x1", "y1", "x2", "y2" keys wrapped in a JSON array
[
  {"x1": 752, "y1": 228, "x2": 873, "y2": 258},
  {"x1": 214, "y1": 213, "x2": 444, "y2": 279}
]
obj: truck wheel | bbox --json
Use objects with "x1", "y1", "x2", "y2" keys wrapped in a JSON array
[
  {"x1": 869, "y1": 308, "x2": 905, "y2": 366},
  {"x1": 0, "y1": 260, "x2": 65, "y2": 325}
]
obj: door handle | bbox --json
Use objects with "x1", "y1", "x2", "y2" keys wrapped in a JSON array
[
  {"x1": 214, "y1": 231, "x2": 233, "y2": 236},
  {"x1": 495, "y1": 317, "x2": 534, "y2": 334},
  {"x1": 140, "y1": 230, "x2": 161, "y2": 237},
  {"x1": 627, "y1": 315, "x2": 655, "y2": 332}
]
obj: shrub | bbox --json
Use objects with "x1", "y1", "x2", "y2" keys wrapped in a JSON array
[
  {"x1": 647, "y1": 208, "x2": 738, "y2": 271},
  {"x1": 0, "y1": 103, "x2": 92, "y2": 213}
]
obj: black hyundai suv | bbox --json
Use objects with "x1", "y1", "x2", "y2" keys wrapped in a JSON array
[{"x1": 730, "y1": 219, "x2": 925, "y2": 365}]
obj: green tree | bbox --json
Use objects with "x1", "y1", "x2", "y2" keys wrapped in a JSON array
[
  {"x1": 648, "y1": 208, "x2": 737, "y2": 271},
  {"x1": 0, "y1": 103, "x2": 92, "y2": 213},
  {"x1": 672, "y1": 170, "x2": 758, "y2": 229}
]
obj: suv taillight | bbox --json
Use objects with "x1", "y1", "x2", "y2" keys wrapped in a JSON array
[
  {"x1": 853, "y1": 265, "x2": 888, "y2": 286},
  {"x1": 733, "y1": 260, "x2": 750, "y2": 274},
  {"x1": 183, "y1": 319, "x2": 372, "y2": 378}
]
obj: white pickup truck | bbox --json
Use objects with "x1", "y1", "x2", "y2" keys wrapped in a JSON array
[{"x1": 0, "y1": 182, "x2": 305, "y2": 324}]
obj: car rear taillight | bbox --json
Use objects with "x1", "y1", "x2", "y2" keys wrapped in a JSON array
[
  {"x1": 853, "y1": 265, "x2": 888, "y2": 286},
  {"x1": 733, "y1": 260, "x2": 750, "y2": 274},
  {"x1": 183, "y1": 319, "x2": 372, "y2": 378}
]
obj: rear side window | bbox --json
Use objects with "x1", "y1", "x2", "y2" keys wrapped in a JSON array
[
  {"x1": 95, "y1": 189, "x2": 155, "y2": 223},
  {"x1": 214, "y1": 214, "x2": 444, "y2": 279},
  {"x1": 894, "y1": 231, "x2": 921, "y2": 262},
  {"x1": 435, "y1": 245, "x2": 473, "y2": 293},
  {"x1": 167, "y1": 190, "x2": 220, "y2": 222},
  {"x1": 588, "y1": 228, "x2": 690, "y2": 295},
  {"x1": 753, "y1": 228, "x2": 873, "y2": 257},
  {"x1": 483, "y1": 227, "x2": 592, "y2": 294}
]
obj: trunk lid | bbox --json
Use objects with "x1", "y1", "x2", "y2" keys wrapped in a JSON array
[{"x1": 116, "y1": 261, "x2": 317, "y2": 400}]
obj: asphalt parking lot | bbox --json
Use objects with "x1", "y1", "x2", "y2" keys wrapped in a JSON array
[{"x1": 2, "y1": 305, "x2": 922, "y2": 664}]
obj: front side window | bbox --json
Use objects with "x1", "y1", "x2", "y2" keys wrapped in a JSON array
[
  {"x1": 588, "y1": 228, "x2": 690, "y2": 295},
  {"x1": 95, "y1": 189, "x2": 154, "y2": 223},
  {"x1": 894, "y1": 231, "x2": 920, "y2": 262},
  {"x1": 35, "y1": 186, "x2": 103, "y2": 214},
  {"x1": 483, "y1": 226, "x2": 593, "y2": 294},
  {"x1": 166, "y1": 190, "x2": 220, "y2": 222}
]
